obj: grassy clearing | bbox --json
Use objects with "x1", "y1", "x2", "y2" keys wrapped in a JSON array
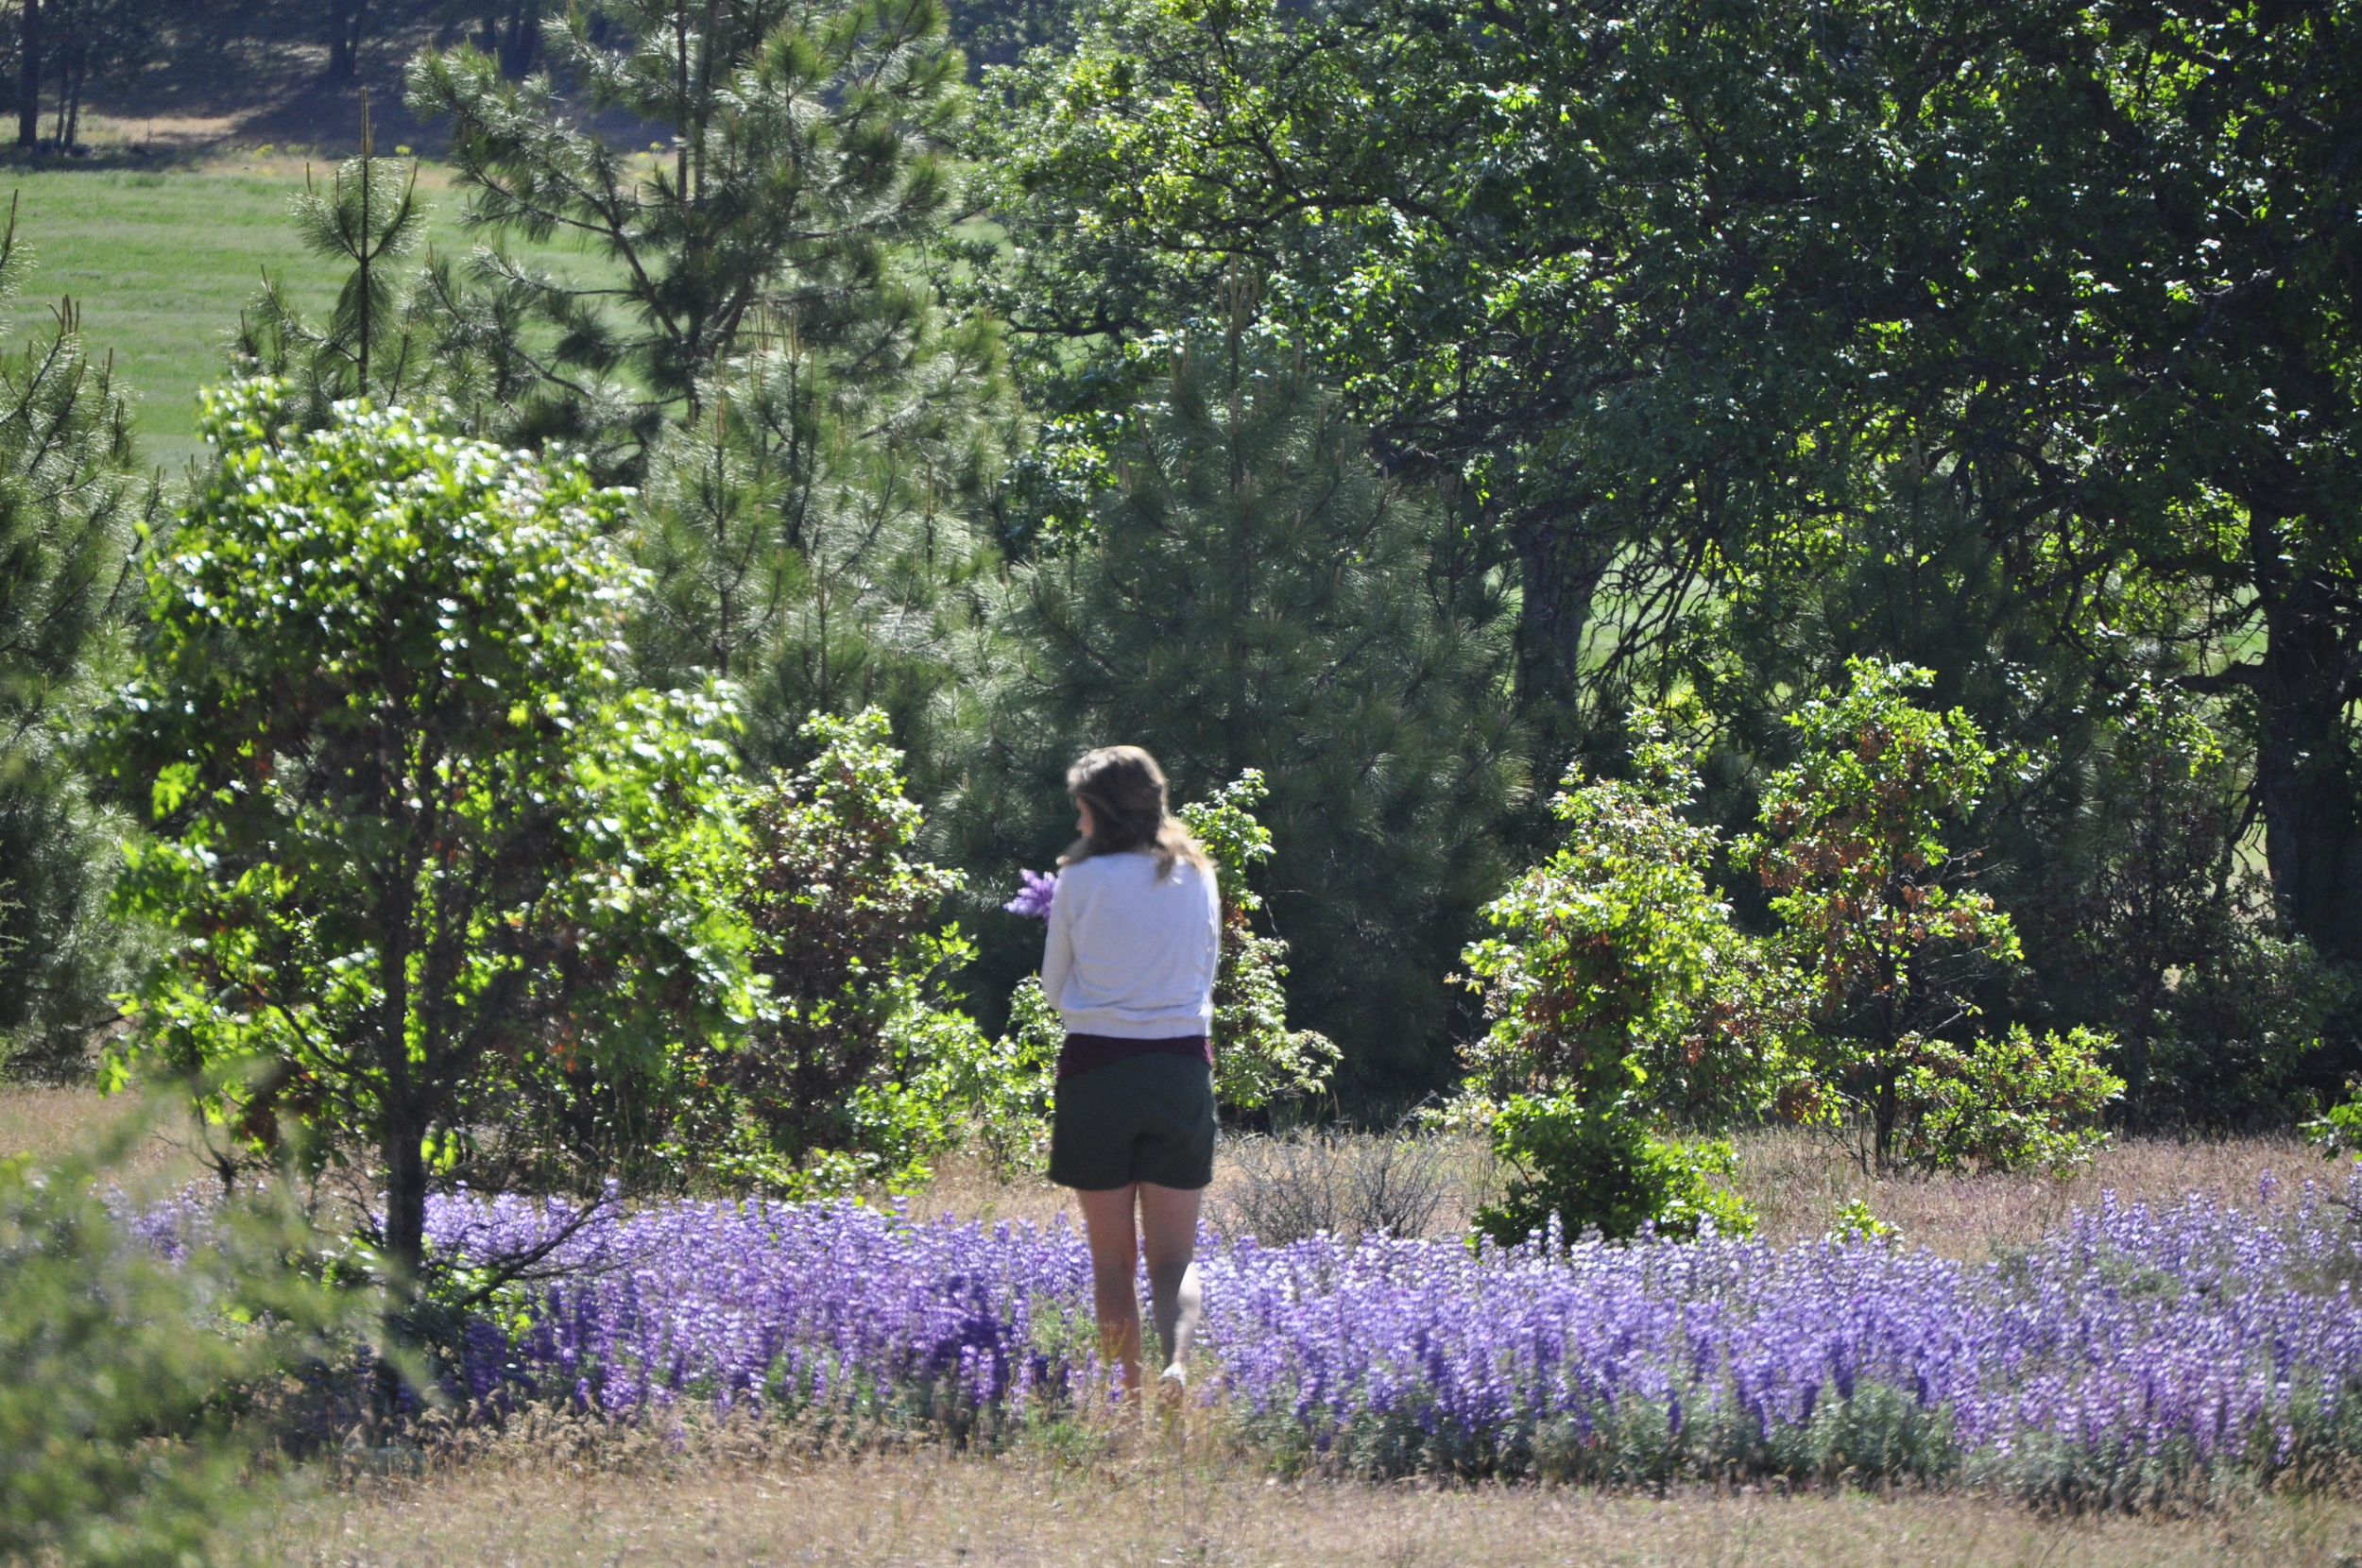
[
  {"x1": 0, "y1": 161, "x2": 614, "y2": 470},
  {"x1": 8, "y1": 1081, "x2": 2319, "y2": 1258},
  {"x1": 244, "y1": 1440, "x2": 2362, "y2": 1568},
  {"x1": 0, "y1": 1081, "x2": 133, "y2": 1157}
]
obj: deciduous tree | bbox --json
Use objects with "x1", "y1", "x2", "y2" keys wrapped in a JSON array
[
  {"x1": 1734, "y1": 660, "x2": 2022, "y2": 1170},
  {"x1": 976, "y1": 0, "x2": 2362, "y2": 999},
  {"x1": 100, "y1": 387, "x2": 749, "y2": 1287}
]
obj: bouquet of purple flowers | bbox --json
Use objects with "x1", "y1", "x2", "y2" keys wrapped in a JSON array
[{"x1": 1003, "y1": 868, "x2": 1057, "y2": 919}]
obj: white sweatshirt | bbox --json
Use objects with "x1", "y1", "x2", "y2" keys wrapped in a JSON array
[{"x1": 1040, "y1": 851, "x2": 1221, "y2": 1038}]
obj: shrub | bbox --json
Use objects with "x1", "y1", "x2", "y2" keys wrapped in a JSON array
[
  {"x1": 2303, "y1": 1078, "x2": 2362, "y2": 1163},
  {"x1": 1216, "y1": 1130, "x2": 1461, "y2": 1244},
  {"x1": 1898, "y1": 1025, "x2": 2123, "y2": 1174},
  {"x1": 1733, "y1": 659, "x2": 2024, "y2": 1171},
  {"x1": 631, "y1": 709, "x2": 1067, "y2": 1196},
  {"x1": 1176, "y1": 772, "x2": 1341, "y2": 1112},
  {"x1": 1455, "y1": 719, "x2": 1807, "y2": 1122},
  {"x1": 922, "y1": 975, "x2": 1060, "y2": 1179},
  {"x1": 2153, "y1": 916, "x2": 2347, "y2": 1125},
  {"x1": 684, "y1": 709, "x2": 975, "y2": 1192},
  {"x1": 1824, "y1": 1197, "x2": 1901, "y2": 1245},
  {"x1": 1448, "y1": 714, "x2": 1798, "y2": 1239},
  {"x1": 0, "y1": 1127, "x2": 353, "y2": 1566},
  {"x1": 1473, "y1": 1095, "x2": 1754, "y2": 1245}
]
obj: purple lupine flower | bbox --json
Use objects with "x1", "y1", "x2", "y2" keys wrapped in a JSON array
[
  {"x1": 128, "y1": 1165, "x2": 2362, "y2": 1486},
  {"x1": 1003, "y1": 868, "x2": 1057, "y2": 919}
]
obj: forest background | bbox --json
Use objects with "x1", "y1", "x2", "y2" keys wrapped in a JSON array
[{"x1": 2, "y1": 0, "x2": 2357, "y2": 1166}]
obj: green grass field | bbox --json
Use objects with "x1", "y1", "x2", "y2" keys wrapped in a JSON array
[{"x1": 0, "y1": 162, "x2": 611, "y2": 470}]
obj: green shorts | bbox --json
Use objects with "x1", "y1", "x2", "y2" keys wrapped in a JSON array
[{"x1": 1049, "y1": 1052, "x2": 1218, "y2": 1191}]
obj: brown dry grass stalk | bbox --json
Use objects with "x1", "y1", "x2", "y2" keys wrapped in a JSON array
[
  {"x1": 248, "y1": 1432, "x2": 2362, "y2": 1568},
  {"x1": 0, "y1": 1082, "x2": 131, "y2": 1158},
  {"x1": 1734, "y1": 1127, "x2": 2324, "y2": 1257}
]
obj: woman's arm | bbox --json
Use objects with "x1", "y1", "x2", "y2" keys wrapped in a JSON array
[{"x1": 1041, "y1": 867, "x2": 1076, "y2": 1006}]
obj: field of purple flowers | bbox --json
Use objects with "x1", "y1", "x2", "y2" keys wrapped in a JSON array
[{"x1": 406, "y1": 1172, "x2": 2362, "y2": 1506}]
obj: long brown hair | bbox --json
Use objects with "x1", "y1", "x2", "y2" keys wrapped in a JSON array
[{"x1": 1062, "y1": 745, "x2": 1210, "y2": 878}]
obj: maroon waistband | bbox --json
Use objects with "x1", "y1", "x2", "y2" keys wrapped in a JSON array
[{"x1": 1057, "y1": 1031, "x2": 1214, "y2": 1080}]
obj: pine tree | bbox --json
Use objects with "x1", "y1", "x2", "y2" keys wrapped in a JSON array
[
  {"x1": 232, "y1": 96, "x2": 431, "y2": 427},
  {"x1": 629, "y1": 291, "x2": 1016, "y2": 777},
  {"x1": 405, "y1": 0, "x2": 970, "y2": 472},
  {"x1": 2014, "y1": 682, "x2": 2345, "y2": 1127},
  {"x1": 400, "y1": 0, "x2": 1012, "y2": 776},
  {"x1": 992, "y1": 306, "x2": 1524, "y2": 1099},
  {"x1": 0, "y1": 202, "x2": 156, "y2": 1076}
]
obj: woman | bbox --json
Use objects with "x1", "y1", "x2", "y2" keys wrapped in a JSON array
[{"x1": 1041, "y1": 745, "x2": 1220, "y2": 1404}]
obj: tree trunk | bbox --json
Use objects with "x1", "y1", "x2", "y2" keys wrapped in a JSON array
[
  {"x1": 2254, "y1": 559, "x2": 2362, "y2": 963},
  {"x1": 496, "y1": 0, "x2": 539, "y2": 77},
  {"x1": 376, "y1": 863, "x2": 423, "y2": 1291},
  {"x1": 370, "y1": 1109, "x2": 429, "y2": 1415},
  {"x1": 381, "y1": 1116, "x2": 429, "y2": 1289},
  {"x1": 1872, "y1": 1067, "x2": 1899, "y2": 1174},
  {"x1": 327, "y1": 0, "x2": 366, "y2": 79},
  {"x1": 1508, "y1": 509, "x2": 1613, "y2": 721},
  {"x1": 2118, "y1": 1022, "x2": 2153, "y2": 1133},
  {"x1": 15, "y1": 0, "x2": 35, "y2": 148}
]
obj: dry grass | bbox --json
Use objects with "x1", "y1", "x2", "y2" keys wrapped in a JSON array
[
  {"x1": 0, "y1": 1082, "x2": 145, "y2": 1160},
  {"x1": 0, "y1": 1083, "x2": 215, "y2": 1191},
  {"x1": 910, "y1": 1150, "x2": 1088, "y2": 1229},
  {"x1": 1734, "y1": 1127, "x2": 2322, "y2": 1258},
  {"x1": 7, "y1": 1082, "x2": 2324, "y2": 1263},
  {"x1": 244, "y1": 1436, "x2": 2362, "y2": 1568},
  {"x1": 916, "y1": 1126, "x2": 2319, "y2": 1265},
  {"x1": 916, "y1": 1134, "x2": 1496, "y2": 1243}
]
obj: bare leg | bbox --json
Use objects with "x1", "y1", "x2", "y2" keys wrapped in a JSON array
[
  {"x1": 1137, "y1": 1182, "x2": 1203, "y2": 1376},
  {"x1": 1075, "y1": 1185, "x2": 1144, "y2": 1397}
]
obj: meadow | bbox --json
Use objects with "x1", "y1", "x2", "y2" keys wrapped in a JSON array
[
  {"x1": 0, "y1": 161, "x2": 613, "y2": 469},
  {"x1": 15, "y1": 1085, "x2": 2362, "y2": 1565}
]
